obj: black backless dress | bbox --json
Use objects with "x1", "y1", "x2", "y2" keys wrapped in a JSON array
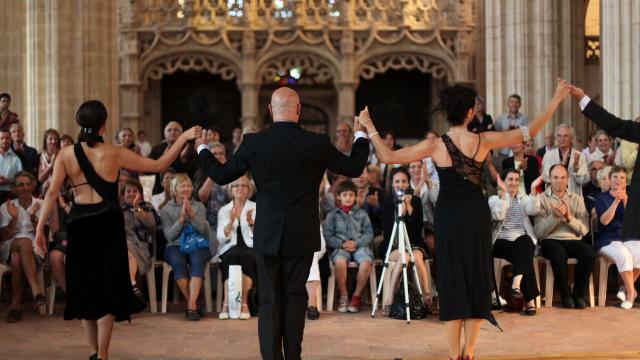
[
  {"x1": 434, "y1": 134, "x2": 496, "y2": 325},
  {"x1": 64, "y1": 142, "x2": 145, "y2": 322}
]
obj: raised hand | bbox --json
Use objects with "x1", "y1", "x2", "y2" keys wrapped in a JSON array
[
  {"x1": 133, "y1": 193, "x2": 142, "y2": 210},
  {"x1": 353, "y1": 116, "x2": 366, "y2": 133},
  {"x1": 181, "y1": 126, "x2": 203, "y2": 142},
  {"x1": 7, "y1": 201, "x2": 18, "y2": 219},
  {"x1": 568, "y1": 84, "x2": 586, "y2": 100},
  {"x1": 29, "y1": 201, "x2": 41, "y2": 216},
  {"x1": 356, "y1": 106, "x2": 375, "y2": 132},
  {"x1": 530, "y1": 175, "x2": 544, "y2": 193},
  {"x1": 195, "y1": 129, "x2": 208, "y2": 150},
  {"x1": 573, "y1": 152, "x2": 581, "y2": 171},
  {"x1": 183, "y1": 196, "x2": 195, "y2": 219},
  {"x1": 246, "y1": 208, "x2": 254, "y2": 225},
  {"x1": 553, "y1": 78, "x2": 572, "y2": 102},
  {"x1": 496, "y1": 174, "x2": 507, "y2": 196}
]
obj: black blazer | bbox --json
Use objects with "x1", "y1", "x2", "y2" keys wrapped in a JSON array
[
  {"x1": 583, "y1": 100, "x2": 640, "y2": 240},
  {"x1": 199, "y1": 121, "x2": 369, "y2": 256},
  {"x1": 502, "y1": 156, "x2": 540, "y2": 194}
]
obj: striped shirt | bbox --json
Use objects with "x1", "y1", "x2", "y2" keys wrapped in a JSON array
[{"x1": 497, "y1": 197, "x2": 526, "y2": 241}]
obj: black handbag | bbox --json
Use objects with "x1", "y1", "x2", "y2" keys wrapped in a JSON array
[{"x1": 389, "y1": 278, "x2": 427, "y2": 320}]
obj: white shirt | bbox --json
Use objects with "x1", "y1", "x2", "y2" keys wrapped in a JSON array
[
  {"x1": 0, "y1": 148, "x2": 23, "y2": 191},
  {"x1": 137, "y1": 140, "x2": 152, "y2": 157},
  {"x1": 151, "y1": 192, "x2": 167, "y2": 211},
  {"x1": 0, "y1": 197, "x2": 43, "y2": 242}
]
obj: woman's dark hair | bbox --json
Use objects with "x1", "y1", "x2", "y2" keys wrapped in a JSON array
[
  {"x1": 432, "y1": 85, "x2": 478, "y2": 126},
  {"x1": 76, "y1": 100, "x2": 107, "y2": 147},
  {"x1": 390, "y1": 166, "x2": 411, "y2": 185},
  {"x1": 502, "y1": 168, "x2": 520, "y2": 180},
  {"x1": 41, "y1": 129, "x2": 61, "y2": 152}
]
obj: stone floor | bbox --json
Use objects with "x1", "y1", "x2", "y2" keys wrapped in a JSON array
[{"x1": 1, "y1": 301, "x2": 640, "y2": 360}]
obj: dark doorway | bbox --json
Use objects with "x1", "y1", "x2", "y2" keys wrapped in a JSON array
[
  {"x1": 161, "y1": 71, "x2": 241, "y2": 141},
  {"x1": 356, "y1": 70, "x2": 432, "y2": 139}
]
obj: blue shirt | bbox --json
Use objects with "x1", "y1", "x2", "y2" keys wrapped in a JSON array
[{"x1": 594, "y1": 191, "x2": 625, "y2": 250}]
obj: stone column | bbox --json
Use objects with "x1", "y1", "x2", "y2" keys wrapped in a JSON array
[
  {"x1": 0, "y1": 0, "x2": 26, "y2": 122},
  {"x1": 118, "y1": 0, "x2": 142, "y2": 139},
  {"x1": 336, "y1": 29, "x2": 356, "y2": 136},
  {"x1": 602, "y1": 0, "x2": 640, "y2": 120},
  {"x1": 484, "y1": 0, "x2": 585, "y2": 145},
  {"x1": 240, "y1": 30, "x2": 260, "y2": 133}
]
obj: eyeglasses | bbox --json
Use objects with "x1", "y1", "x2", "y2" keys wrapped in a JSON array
[
  {"x1": 14, "y1": 182, "x2": 32, "y2": 187},
  {"x1": 231, "y1": 184, "x2": 249, "y2": 189}
]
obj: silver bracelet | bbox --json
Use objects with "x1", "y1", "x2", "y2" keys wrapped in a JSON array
[{"x1": 520, "y1": 126, "x2": 531, "y2": 142}]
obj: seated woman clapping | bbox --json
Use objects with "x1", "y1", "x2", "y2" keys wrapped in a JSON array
[
  {"x1": 489, "y1": 169, "x2": 543, "y2": 315},
  {"x1": 120, "y1": 179, "x2": 156, "y2": 300},
  {"x1": 159, "y1": 173, "x2": 211, "y2": 321},
  {"x1": 594, "y1": 166, "x2": 639, "y2": 309},
  {"x1": 216, "y1": 175, "x2": 257, "y2": 320},
  {"x1": 380, "y1": 167, "x2": 429, "y2": 316}
]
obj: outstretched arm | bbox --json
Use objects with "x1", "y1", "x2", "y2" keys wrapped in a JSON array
[
  {"x1": 117, "y1": 126, "x2": 202, "y2": 173},
  {"x1": 570, "y1": 85, "x2": 640, "y2": 143},
  {"x1": 357, "y1": 108, "x2": 437, "y2": 164},
  {"x1": 481, "y1": 79, "x2": 570, "y2": 150},
  {"x1": 195, "y1": 130, "x2": 249, "y2": 185}
]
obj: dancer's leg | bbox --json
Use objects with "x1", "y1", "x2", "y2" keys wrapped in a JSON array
[
  {"x1": 444, "y1": 320, "x2": 463, "y2": 359},
  {"x1": 462, "y1": 319, "x2": 482, "y2": 358},
  {"x1": 82, "y1": 320, "x2": 98, "y2": 356},
  {"x1": 97, "y1": 314, "x2": 115, "y2": 360}
]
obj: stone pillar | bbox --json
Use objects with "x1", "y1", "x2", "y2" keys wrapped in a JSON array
[
  {"x1": 602, "y1": 0, "x2": 640, "y2": 120},
  {"x1": 484, "y1": 0, "x2": 585, "y2": 146},
  {"x1": 336, "y1": 29, "x2": 356, "y2": 135},
  {"x1": 118, "y1": 0, "x2": 142, "y2": 139},
  {"x1": 240, "y1": 30, "x2": 259, "y2": 133},
  {"x1": 0, "y1": 0, "x2": 26, "y2": 122}
]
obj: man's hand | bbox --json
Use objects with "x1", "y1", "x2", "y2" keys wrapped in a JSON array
[
  {"x1": 496, "y1": 174, "x2": 507, "y2": 196},
  {"x1": 573, "y1": 152, "x2": 580, "y2": 172},
  {"x1": 7, "y1": 201, "x2": 18, "y2": 219},
  {"x1": 195, "y1": 129, "x2": 208, "y2": 151},
  {"x1": 29, "y1": 201, "x2": 41, "y2": 217},
  {"x1": 353, "y1": 115, "x2": 366, "y2": 133},
  {"x1": 569, "y1": 84, "x2": 586, "y2": 101},
  {"x1": 563, "y1": 200, "x2": 571, "y2": 221}
]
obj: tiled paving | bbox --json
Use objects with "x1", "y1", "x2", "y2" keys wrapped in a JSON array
[{"x1": 1, "y1": 302, "x2": 639, "y2": 360}]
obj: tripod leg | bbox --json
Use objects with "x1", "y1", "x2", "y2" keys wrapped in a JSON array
[
  {"x1": 403, "y1": 224, "x2": 425, "y2": 302},
  {"x1": 371, "y1": 222, "x2": 398, "y2": 318},
  {"x1": 398, "y1": 220, "x2": 411, "y2": 324}
]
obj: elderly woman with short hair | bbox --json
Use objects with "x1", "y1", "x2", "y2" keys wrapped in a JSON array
[
  {"x1": 159, "y1": 173, "x2": 211, "y2": 321},
  {"x1": 216, "y1": 175, "x2": 257, "y2": 320}
]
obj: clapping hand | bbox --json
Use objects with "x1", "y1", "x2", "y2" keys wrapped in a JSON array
[
  {"x1": 7, "y1": 201, "x2": 18, "y2": 219},
  {"x1": 496, "y1": 174, "x2": 507, "y2": 196},
  {"x1": 133, "y1": 193, "x2": 142, "y2": 210},
  {"x1": 29, "y1": 201, "x2": 41, "y2": 217},
  {"x1": 573, "y1": 152, "x2": 580, "y2": 171},
  {"x1": 530, "y1": 175, "x2": 544, "y2": 194},
  {"x1": 246, "y1": 209, "x2": 255, "y2": 226}
]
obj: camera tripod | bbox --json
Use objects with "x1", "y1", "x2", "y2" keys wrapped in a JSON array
[{"x1": 371, "y1": 191, "x2": 425, "y2": 323}]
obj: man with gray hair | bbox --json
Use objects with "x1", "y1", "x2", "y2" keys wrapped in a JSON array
[
  {"x1": 150, "y1": 121, "x2": 198, "y2": 194},
  {"x1": 541, "y1": 123, "x2": 589, "y2": 196}
]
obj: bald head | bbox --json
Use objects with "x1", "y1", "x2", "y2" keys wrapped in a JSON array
[{"x1": 270, "y1": 87, "x2": 301, "y2": 122}]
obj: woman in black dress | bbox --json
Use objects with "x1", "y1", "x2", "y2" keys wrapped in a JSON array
[
  {"x1": 35, "y1": 100, "x2": 201, "y2": 360},
  {"x1": 357, "y1": 80, "x2": 570, "y2": 360}
]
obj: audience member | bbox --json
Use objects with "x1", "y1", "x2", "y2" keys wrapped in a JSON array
[
  {"x1": 0, "y1": 93, "x2": 19, "y2": 130},
  {"x1": 197, "y1": 143, "x2": 230, "y2": 246},
  {"x1": 589, "y1": 130, "x2": 615, "y2": 165},
  {"x1": 582, "y1": 132, "x2": 597, "y2": 161},
  {"x1": 583, "y1": 160, "x2": 605, "y2": 214},
  {"x1": 594, "y1": 166, "x2": 639, "y2": 309},
  {"x1": 37, "y1": 129, "x2": 60, "y2": 196},
  {"x1": 541, "y1": 124, "x2": 589, "y2": 196},
  {"x1": 489, "y1": 170, "x2": 543, "y2": 315},
  {"x1": 159, "y1": 174, "x2": 211, "y2": 321},
  {"x1": 225, "y1": 126, "x2": 243, "y2": 156},
  {"x1": 467, "y1": 95, "x2": 494, "y2": 133},
  {"x1": 0, "y1": 128, "x2": 23, "y2": 203},
  {"x1": 323, "y1": 180, "x2": 374, "y2": 313},
  {"x1": 502, "y1": 141, "x2": 540, "y2": 195},
  {"x1": 60, "y1": 134, "x2": 75, "y2": 148},
  {"x1": 408, "y1": 160, "x2": 438, "y2": 228},
  {"x1": 216, "y1": 175, "x2": 257, "y2": 320},
  {"x1": 150, "y1": 122, "x2": 198, "y2": 194},
  {"x1": 536, "y1": 132, "x2": 555, "y2": 158},
  {"x1": 120, "y1": 179, "x2": 155, "y2": 300},
  {"x1": 10, "y1": 123, "x2": 38, "y2": 176},
  {"x1": 494, "y1": 94, "x2": 529, "y2": 161},
  {"x1": 614, "y1": 117, "x2": 640, "y2": 182},
  {"x1": 151, "y1": 168, "x2": 176, "y2": 211},
  {"x1": 206, "y1": 126, "x2": 222, "y2": 147},
  {"x1": 335, "y1": 122, "x2": 354, "y2": 156},
  {"x1": 136, "y1": 130, "x2": 152, "y2": 157},
  {"x1": 366, "y1": 164, "x2": 383, "y2": 189},
  {"x1": 0, "y1": 171, "x2": 50, "y2": 321},
  {"x1": 380, "y1": 167, "x2": 429, "y2": 315},
  {"x1": 535, "y1": 164, "x2": 593, "y2": 309}
]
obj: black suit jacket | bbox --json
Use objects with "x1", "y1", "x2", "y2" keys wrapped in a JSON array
[
  {"x1": 502, "y1": 156, "x2": 540, "y2": 194},
  {"x1": 199, "y1": 121, "x2": 369, "y2": 256},
  {"x1": 583, "y1": 100, "x2": 640, "y2": 240}
]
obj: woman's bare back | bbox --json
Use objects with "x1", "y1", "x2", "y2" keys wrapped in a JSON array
[{"x1": 61, "y1": 143, "x2": 121, "y2": 204}]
